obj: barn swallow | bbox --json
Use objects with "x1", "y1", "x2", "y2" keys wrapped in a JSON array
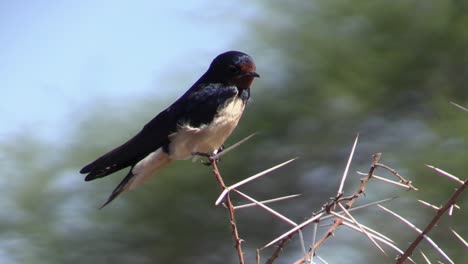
[{"x1": 80, "y1": 51, "x2": 259, "y2": 207}]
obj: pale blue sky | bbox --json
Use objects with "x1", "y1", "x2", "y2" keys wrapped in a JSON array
[
  {"x1": 0, "y1": 1, "x2": 259, "y2": 142},
  {"x1": 0, "y1": 2, "x2": 260, "y2": 261}
]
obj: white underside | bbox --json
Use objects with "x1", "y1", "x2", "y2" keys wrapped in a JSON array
[
  {"x1": 128, "y1": 96, "x2": 245, "y2": 190},
  {"x1": 168, "y1": 96, "x2": 245, "y2": 160},
  {"x1": 129, "y1": 148, "x2": 171, "y2": 190}
]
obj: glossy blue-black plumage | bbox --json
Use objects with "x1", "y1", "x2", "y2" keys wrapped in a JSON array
[{"x1": 80, "y1": 51, "x2": 256, "y2": 182}]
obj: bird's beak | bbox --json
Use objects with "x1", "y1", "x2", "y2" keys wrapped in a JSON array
[{"x1": 245, "y1": 71, "x2": 260, "y2": 78}]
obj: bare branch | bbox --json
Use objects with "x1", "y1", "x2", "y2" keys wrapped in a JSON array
[
  {"x1": 357, "y1": 171, "x2": 417, "y2": 190},
  {"x1": 396, "y1": 177, "x2": 467, "y2": 263},
  {"x1": 209, "y1": 160, "x2": 244, "y2": 263},
  {"x1": 293, "y1": 153, "x2": 383, "y2": 264},
  {"x1": 375, "y1": 163, "x2": 417, "y2": 190},
  {"x1": 379, "y1": 205, "x2": 455, "y2": 264}
]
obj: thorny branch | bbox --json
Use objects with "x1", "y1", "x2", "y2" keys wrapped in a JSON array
[
  {"x1": 396, "y1": 178, "x2": 468, "y2": 263},
  {"x1": 198, "y1": 130, "x2": 464, "y2": 263},
  {"x1": 192, "y1": 150, "x2": 246, "y2": 264},
  {"x1": 200, "y1": 103, "x2": 467, "y2": 263},
  {"x1": 263, "y1": 142, "x2": 416, "y2": 264},
  {"x1": 375, "y1": 163, "x2": 418, "y2": 191},
  {"x1": 210, "y1": 159, "x2": 245, "y2": 264},
  {"x1": 293, "y1": 153, "x2": 383, "y2": 264},
  {"x1": 264, "y1": 233, "x2": 295, "y2": 264}
]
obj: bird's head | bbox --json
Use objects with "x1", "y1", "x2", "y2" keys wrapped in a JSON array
[{"x1": 207, "y1": 51, "x2": 259, "y2": 89}]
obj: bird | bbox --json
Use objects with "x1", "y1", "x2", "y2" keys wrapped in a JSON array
[{"x1": 80, "y1": 51, "x2": 259, "y2": 208}]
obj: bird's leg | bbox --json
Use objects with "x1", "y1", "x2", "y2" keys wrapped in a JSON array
[
  {"x1": 192, "y1": 144, "x2": 224, "y2": 166},
  {"x1": 214, "y1": 144, "x2": 225, "y2": 156},
  {"x1": 209, "y1": 144, "x2": 225, "y2": 164}
]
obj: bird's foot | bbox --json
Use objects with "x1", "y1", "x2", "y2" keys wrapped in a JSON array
[
  {"x1": 191, "y1": 152, "x2": 215, "y2": 166},
  {"x1": 192, "y1": 145, "x2": 224, "y2": 166},
  {"x1": 215, "y1": 144, "x2": 225, "y2": 155}
]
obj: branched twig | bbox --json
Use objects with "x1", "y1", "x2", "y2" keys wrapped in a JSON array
[
  {"x1": 198, "y1": 116, "x2": 462, "y2": 263},
  {"x1": 193, "y1": 134, "x2": 259, "y2": 263},
  {"x1": 396, "y1": 178, "x2": 468, "y2": 263},
  {"x1": 293, "y1": 153, "x2": 382, "y2": 264},
  {"x1": 263, "y1": 135, "x2": 360, "y2": 264},
  {"x1": 202, "y1": 132, "x2": 458, "y2": 263},
  {"x1": 260, "y1": 140, "x2": 416, "y2": 263},
  {"x1": 375, "y1": 163, "x2": 417, "y2": 191}
]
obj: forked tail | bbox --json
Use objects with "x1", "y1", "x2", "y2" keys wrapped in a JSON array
[{"x1": 100, "y1": 149, "x2": 172, "y2": 208}]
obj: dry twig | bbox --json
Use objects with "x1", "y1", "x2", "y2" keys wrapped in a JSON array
[
  {"x1": 201, "y1": 131, "x2": 465, "y2": 263},
  {"x1": 210, "y1": 159, "x2": 245, "y2": 264},
  {"x1": 292, "y1": 153, "x2": 383, "y2": 264},
  {"x1": 395, "y1": 178, "x2": 467, "y2": 263}
]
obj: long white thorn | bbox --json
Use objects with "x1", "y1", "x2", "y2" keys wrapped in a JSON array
[
  {"x1": 234, "y1": 190, "x2": 297, "y2": 227},
  {"x1": 233, "y1": 189, "x2": 308, "y2": 262},
  {"x1": 316, "y1": 255, "x2": 328, "y2": 264},
  {"x1": 357, "y1": 171, "x2": 418, "y2": 190},
  {"x1": 321, "y1": 197, "x2": 397, "y2": 223},
  {"x1": 213, "y1": 133, "x2": 256, "y2": 159},
  {"x1": 330, "y1": 211, "x2": 394, "y2": 244},
  {"x1": 450, "y1": 101, "x2": 468, "y2": 112},
  {"x1": 311, "y1": 222, "x2": 319, "y2": 262},
  {"x1": 425, "y1": 164, "x2": 464, "y2": 185},
  {"x1": 337, "y1": 203, "x2": 387, "y2": 255},
  {"x1": 378, "y1": 205, "x2": 454, "y2": 264},
  {"x1": 261, "y1": 213, "x2": 324, "y2": 250},
  {"x1": 342, "y1": 221, "x2": 416, "y2": 264},
  {"x1": 418, "y1": 199, "x2": 440, "y2": 211},
  {"x1": 420, "y1": 250, "x2": 431, "y2": 264},
  {"x1": 338, "y1": 133, "x2": 359, "y2": 195},
  {"x1": 215, "y1": 158, "x2": 297, "y2": 205},
  {"x1": 234, "y1": 194, "x2": 301, "y2": 210},
  {"x1": 450, "y1": 228, "x2": 468, "y2": 247}
]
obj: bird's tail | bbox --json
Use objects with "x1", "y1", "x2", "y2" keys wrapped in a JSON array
[
  {"x1": 100, "y1": 171, "x2": 135, "y2": 209},
  {"x1": 100, "y1": 149, "x2": 172, "y2": 208}
]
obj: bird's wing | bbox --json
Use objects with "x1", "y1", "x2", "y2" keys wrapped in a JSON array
[
  {"x1": 80, "y1": 107, "x2": 178, "y2": 181},
  {"x1": 80, "y1": 84, "x2": 239, "y2": 181},
  {"x1": 177, "y1": 84, "x2": 239, "y2": 127}
]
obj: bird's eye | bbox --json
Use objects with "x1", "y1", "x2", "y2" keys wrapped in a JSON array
[{"x1": 228, "y1": 65, "x2": 240, "y2": 74}]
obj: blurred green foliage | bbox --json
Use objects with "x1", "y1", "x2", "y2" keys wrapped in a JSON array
[{"x1": 1, "y1": 1, "x2": 467, "y2": 263}]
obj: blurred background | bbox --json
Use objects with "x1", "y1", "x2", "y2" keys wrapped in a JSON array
[{"x1": 1, "y1": 0, "x2": 467, "y2": 263}]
